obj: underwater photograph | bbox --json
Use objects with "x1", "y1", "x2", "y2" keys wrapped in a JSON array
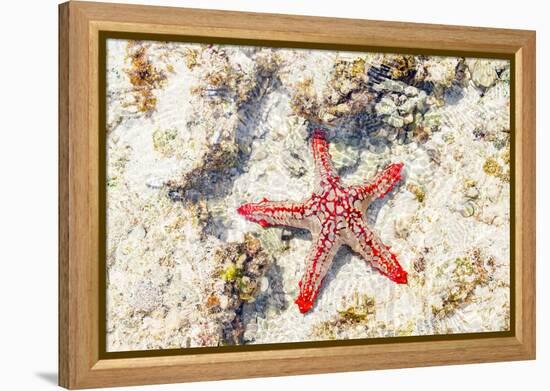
[{"x1": 104, "y1": 39, "x2": 511, "y2": 352}]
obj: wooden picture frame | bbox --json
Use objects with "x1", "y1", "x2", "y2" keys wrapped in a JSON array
[{"x1": 59, "y1": 1, "x2": 536, "y2": 389}]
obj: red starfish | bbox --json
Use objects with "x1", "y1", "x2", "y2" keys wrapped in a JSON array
[{"x1": 237, "y1": 128, "x2": 407, "y2": 314}]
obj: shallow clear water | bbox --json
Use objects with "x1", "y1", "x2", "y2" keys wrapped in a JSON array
[{"x1": 105, "y1": 39, "x2": 510, "y2": 352}]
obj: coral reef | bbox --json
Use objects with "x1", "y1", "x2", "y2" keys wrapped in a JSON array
[
  {"x1": 287, "y1": 53, "x2": 455, "y2": 147},
  {"x1": 430, "y1": 249, "x2": 490, "y2": 320},
  {"x1": 291, "y1": 57, "x2": 374, "y2": 125},
  {"x1": 124, "y1": 42, "x2": 168, "y2": 114},
  {"x1": 312, "y1": 291, "x2": 376, "y2": 340},
  {"x1": 191, "y1": 233, "x2": 270, "y2": 346}
]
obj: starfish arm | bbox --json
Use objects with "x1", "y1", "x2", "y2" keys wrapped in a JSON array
[
  {"x1": 295, "y1": 219, "x2": 341, "y2": 313},
  {"x1": 237, "y1": 198, "x2": 310, "y2": 229},
  {"x1": 346, "y1": 216, "x2": 408, "y2": 284},
  {"x1": 351, "y1": 162, "x2": 404, "y2": 204},
  {"x1": 311, "y1": 128, "x2": 338, "y2": 184}
]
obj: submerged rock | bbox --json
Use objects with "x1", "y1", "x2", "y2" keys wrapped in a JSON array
[
  {"x1": 468, "y1": 59, "x2": 498, "y2": 89},
  {"x1": 291, "y1": 56, "x2": 376, "y2": 125},
  {"x1": 194, "y1": 233, "x2": 271, "y2": 346}
]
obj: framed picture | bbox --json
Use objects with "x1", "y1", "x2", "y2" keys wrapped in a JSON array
[{"x1": 59, "y1": 1, "x2": 536, "y2": 389}]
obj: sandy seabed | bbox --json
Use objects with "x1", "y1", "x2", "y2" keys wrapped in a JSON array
[{"x1": 105, "y1": 39, "x2": 510, "y2": 352}]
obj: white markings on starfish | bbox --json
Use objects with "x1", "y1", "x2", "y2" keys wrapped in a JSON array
[{"x1": 238, "y1": 128, "x2": 407, "y2": 313}]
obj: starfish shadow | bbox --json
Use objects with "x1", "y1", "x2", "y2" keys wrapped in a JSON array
[
  {"x1": 365, "y1": 177, "x2": 407, "y2": 224},
  {"x1": 309, "y1": 246, "x2": 359, "y2": 313}
]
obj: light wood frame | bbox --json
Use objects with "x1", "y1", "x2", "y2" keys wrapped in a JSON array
[{"x1": 59, "y1": 1, "x2": 536, "y2": 389}]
